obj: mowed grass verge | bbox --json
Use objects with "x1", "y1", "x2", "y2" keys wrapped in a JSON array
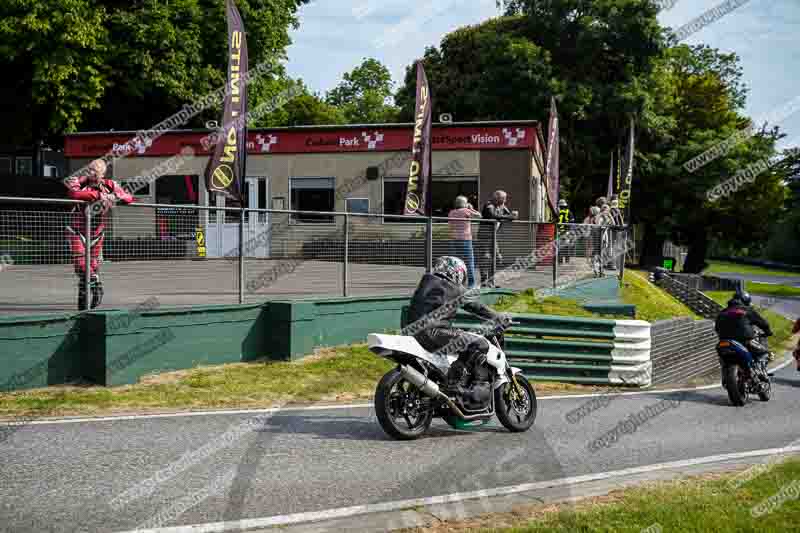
[
  {"x1": 746, "y1": 282, "x2": 800, "y2": 298},
  {"x1": 410, "y1": 457, "x2": 800, "y2": 533},
  {"x1": 494, "y1": 270, "x2": 698, "y2": 323},
  {"x1": 0, "y1": 343, "x2": 595, "y2": 418},
  {"x1": 621, "y1": 270, "x2": 699, "y2": 322},
  {"x1": 704, "y1": 260, "x2": 800, "y2": 278},
  {"x1": 0, "y1": 345, "x2": 393, "y2": 418}
]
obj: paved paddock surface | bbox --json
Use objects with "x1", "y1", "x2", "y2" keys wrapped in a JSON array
[{"x1": 0, "y1": 258, "x2": 590, "y2": 316}]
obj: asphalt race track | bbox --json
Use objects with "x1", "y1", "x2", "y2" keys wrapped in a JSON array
[{"x1": 2, "y1": 362, "x2": 799, "y2": 533}]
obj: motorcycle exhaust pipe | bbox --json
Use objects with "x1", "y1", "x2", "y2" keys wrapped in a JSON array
[
  {"x1": 399, "y1": 365, "x2": 489, "y2": 422},
  {"x1": 399, "y1": 365, "x2": 441, "y2": 398}
]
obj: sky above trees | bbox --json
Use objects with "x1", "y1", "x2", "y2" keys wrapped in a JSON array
[{"x1": 285, "y1": 0, "x2": 800, "y2": 147}]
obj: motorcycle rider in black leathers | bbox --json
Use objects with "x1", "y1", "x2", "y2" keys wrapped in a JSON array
[
  {"x1": 406, "y1": 256, "x2": 508, "y2": 392},
  {"x1": 715, "y1": 292, "x2": 773, "y2": 376}
]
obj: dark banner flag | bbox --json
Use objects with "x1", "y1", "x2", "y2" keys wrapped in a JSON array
[
  {"x1": 204, "y1": 0, "x2": 248, "y2": 202},
  {"x1": 607, "y1": 150, "x2": 614, "y2": 198},
  {"x1": 545, "y1": 96, "x2": 560, "y2": 217},
  {"x1": 618, "y1": 117, "x2": 635, "y2": 223},
  {"x1": 403, "y1": 61, "x2": 433, "y2": 216},
  {"x1": 615, "y1": 145, "x2": 622, "y2": 197}
]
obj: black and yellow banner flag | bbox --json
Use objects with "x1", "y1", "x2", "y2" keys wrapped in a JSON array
[{"x1": 204, "y1": 0, "x2": 248, "y2": 201}]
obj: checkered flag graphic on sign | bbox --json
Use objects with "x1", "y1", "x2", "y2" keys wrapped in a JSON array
[
  {"x1": 361, "y1": 131, "x2": 384, "y2": 150},
  {"x1": 133, "y1": 136, "x2": 153, "y2": 154},
  {"x1": 502, "y1": 127, "x2": 526, "y2": 146},
  {"x1": 256, "y1": 134, "x2": 278, "y2": 152}
]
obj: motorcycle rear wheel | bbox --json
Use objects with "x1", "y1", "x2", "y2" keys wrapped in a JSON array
[
  {"x1": 724, "y1": 365, "x2": 748, "y2": 406},
  {"x1": 495, "y1": 374, "x2": 537, "y2": 432},
  {"x1": 375, "y1": 368, "x2": 433, "y2": 440}
]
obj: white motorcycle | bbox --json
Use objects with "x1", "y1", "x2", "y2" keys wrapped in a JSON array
[{"x1": 367, "y1": 321, "x2": 537, "y2": 440}]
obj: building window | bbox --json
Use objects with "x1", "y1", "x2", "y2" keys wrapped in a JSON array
[
  {"x1": 290, "y1": 177, "x2": 335, "y2": 223},
  {"x1": 155, "y1": 175, "x2": 200, "y2": 239},
  {"x1": 15, "y1": 157, "x2": 32, "y2": 176},
  {"x1": 382, "y1": 176, "x2": 479, "y2": 221},
  {"x1": 346, "y1": 198, "x2": 369, "y2": 214},
  {"x1": 0, "y1": 157, "x2": 10, "y2": 175},
  {"x1": 122, "y1": 181, "x2": 151, "y2": 197}
]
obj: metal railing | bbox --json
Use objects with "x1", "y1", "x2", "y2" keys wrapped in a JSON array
[{"x1": 0, "y1": 196, "x2": 630, "y2": 314}]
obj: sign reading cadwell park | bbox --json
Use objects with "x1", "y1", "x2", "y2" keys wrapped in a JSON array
[
  {"x1": 203, "y1": 0, "x2": 248, "y2": 202},
  {"x1": 403, "y1": 61, "x2": 433, "y2": 216}
]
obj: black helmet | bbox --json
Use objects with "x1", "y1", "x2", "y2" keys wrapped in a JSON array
[{"x1": 739, "y1": 291, "x2": 752, "y2": 306}]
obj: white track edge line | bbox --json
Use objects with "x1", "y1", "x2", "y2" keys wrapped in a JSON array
[{"x1": 115, "y1": 445, "x2": 800, "y2": 533}]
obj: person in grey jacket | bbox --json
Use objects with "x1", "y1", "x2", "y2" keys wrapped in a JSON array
[{"x1": 475, "y1": 190, "x2": 518, "y2": 287}]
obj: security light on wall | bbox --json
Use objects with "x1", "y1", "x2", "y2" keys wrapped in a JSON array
[{"x1": 439, "y1": 113, "x2": 453, "y2": 123}]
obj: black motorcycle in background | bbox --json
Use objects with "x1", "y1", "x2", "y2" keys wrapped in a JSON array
[{"x1": 717, "y1": 329, "x2": 774, "y2": 406}]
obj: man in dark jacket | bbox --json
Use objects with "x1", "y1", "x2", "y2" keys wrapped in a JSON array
[
  {"x1": 715, "y1": 292, "x2": 773, "y2": 366},
  {"x1": 405, "y1": 256, "x2": 507, "y2": 391},
  {"x1": 475, "y1": 190, "x2": 518, "y2": 287}
]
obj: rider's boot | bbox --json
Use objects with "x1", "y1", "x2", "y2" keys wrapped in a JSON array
[
  {"x1": 78, "y1": 277, "x2": 88, "y2": 311},
  {"x1": 90, "y1": 274, "x2": 104, "y2": 309}
]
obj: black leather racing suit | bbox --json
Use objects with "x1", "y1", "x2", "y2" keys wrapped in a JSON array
[
  {"x1": 714, "y1": 302, "x2": 773, "y2": 360},
  {"x1": 406, "y1": 273, "x2": 501, "y2": 381}
]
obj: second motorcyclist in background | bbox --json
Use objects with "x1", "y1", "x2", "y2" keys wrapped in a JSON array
[{"x1": 715, "y1": 292, "x2": 773, "y2": 377}]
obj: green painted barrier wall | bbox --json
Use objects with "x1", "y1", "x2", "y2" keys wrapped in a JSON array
[
  {"x1": 0, "y1": 289, "x2": 516, "y2": 391},
  {"x1": 0, "y1": 313, "x2": 84, "y2": 391},
  {"x1": 98, "y1": 303, "x2": 267, "y2": 386},
  {"x1": 272, "y1": 290, "x2": 514, "y2": 361}
]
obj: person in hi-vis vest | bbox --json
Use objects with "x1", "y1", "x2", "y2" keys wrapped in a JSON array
[{"x1": 557, "y1": 199, "x2": 575, "y2": 264}]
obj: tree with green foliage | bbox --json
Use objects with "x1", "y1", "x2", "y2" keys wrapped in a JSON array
[
  {"x1": 327, "y1": 58, "x2": 399, "y2": 124},
  {"x1": 397, "y1": 0, "x2": 790, "y2": 270},
  {"x1": 0, "y1": 0, "x2": 309, "y2": 149},
  {"x1": 635, "y1": 43, "x2": 787, "y2": 272},
  {"x1": 0, "y1": 0, "x2": 109, "y2": 148},
  {"x1": 259, "y1": 81, "x2": 346, "y2": 127},
  {"x1": 398, "y1": 0, "x2": 664, "y2": 210}
]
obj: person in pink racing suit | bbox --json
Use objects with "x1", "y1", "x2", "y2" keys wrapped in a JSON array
[{"x1": 64, "y1": 159, "x2": 134, "y2": 309}]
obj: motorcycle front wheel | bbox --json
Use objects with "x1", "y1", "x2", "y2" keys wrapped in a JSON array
[
  {"x1": 757, "y1": 373, "x2": 772, "y2": 401},
  {"x1": 495, "y1": 374, "x2": 537, "y2": 432},
  {"x1": 374, "y1": 368, "x2": 434, "y2": 440}
]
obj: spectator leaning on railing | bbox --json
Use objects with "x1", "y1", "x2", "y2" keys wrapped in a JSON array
[
  {"x1": 448, "y1": 196, "x2": 481, "y2": 289},
  {"x1": 64, "y1": 159, "x2": 134, "y2": 310},
  {"x1": 475, "y1": 190, "x2": 518, "y2": 288},
  {"x1": 583, "y1": 206, "x2": 601, "y2": 259}
]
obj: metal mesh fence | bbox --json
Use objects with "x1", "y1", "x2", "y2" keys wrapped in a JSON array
[
  {"x1": 243, "y1": 211, "x2": 345, "y2": 301},
  {"x1": 553, "y1": 224, "x2": 629, "y2": 288},
  {"x1": 0, "y1": 197, "x2": 631, "y2": 315},
  {"x1": 347, "y1": 213, "x2": 428, "y2": 297}
]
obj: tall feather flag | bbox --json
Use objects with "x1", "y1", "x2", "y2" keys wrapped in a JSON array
[
  {"x1": 403, "y1": 61, "x2": 433, "y2": 216},
  {"x1": 615, "y1": 145, "x2": 622, "y2": 198},
  {"x1": 607, "y1": 150, "x2": 614, "y2": 198},
  {"x1": 618, "y1": 117, "x2": 636, "y2": 223},
  {"x1": 204, "y1": 0, "x2": 248, "y2": 202},
  {"x1": 545, "y1": 96, "x2": 560, "y2": 217}
]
